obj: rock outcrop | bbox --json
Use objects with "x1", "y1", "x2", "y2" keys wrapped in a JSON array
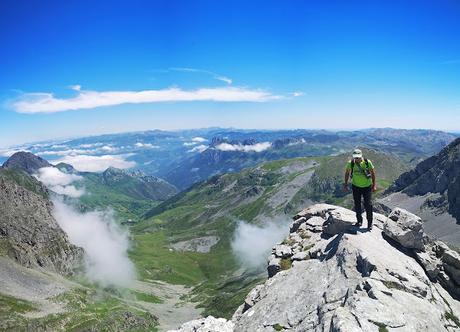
[
  {"x1": 386, "y1": 137, "x2": 460, "y2": 222},
  {"x1": 0, "y1": 175, "x2": 83, "y2": 275},
  {"x1": 2, "y1": 151, "x2": 52, "y2": 174},
  {"x1": 172, "y1": 204, "x2": 460, "y2": 332}
]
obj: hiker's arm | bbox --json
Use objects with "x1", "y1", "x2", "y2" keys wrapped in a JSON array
[
  {"x1": 371, "y1": 169, "x2": 376, "y2": 191},
  {"x1": 343, "y1": 169, "x2": 350, "y2": 191}
]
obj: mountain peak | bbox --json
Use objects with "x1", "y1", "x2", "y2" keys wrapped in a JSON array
[
  {"x1": 2, "y1": 151, "x2": 52, "y2": 174},
  {"x1": 172, "y1": 204, "x2": 460, "y2": 331}
]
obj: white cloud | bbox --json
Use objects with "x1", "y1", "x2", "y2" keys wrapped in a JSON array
[
  {"x1": 216, "y1": 76, "x2": 233, "y2": 84},
  {"x1": 52, "y1": 199, "x2": 136, "y2": 287},
  {"x1": 291, "y1": 91, "x2": 305, "y2": 97},
  {"x1": 35, "y1": 167, "x2": 82, "y2": 186},
  {"x1": 55, "y1": 154, "x2": 136, "y2": 172},
  {"x1": 70, "y1": 84, "x2": 81, "y2": 91},
  {"x1": 192, "y1": 136, "x2": 207, "y2": 142},
  {"x1": 231, "y1": 220, "x2": 289, "y2": 270},
  {"x1": 188, "y1": 144, "x2": 208, "y2": 153},
  {"x1": 37, "y1": 148, "x2": 90, "y2": 156},
  {"x1": 50, "y1": 185, "x2": 85, "y2": 198},
  {"x1": 215, "y1": 142, "x2": 272, "y2": 153},
  {"x1": 100, "y1": 145, "x2": 117, "y2": 153},
  {"x1": 183, "y1": 142, "x2": 197, "y2": 146},
  {"x1": 78, "y1": 143, "x2": 104, "y2": 148},
  {"x1": 35, "y1": 167, "x2": 85, "y2": 198},
  {"x1": 11, "y1": 86, "x2": 282, "y2": 114},
  {"x1": 0, "y1": 148, "x2": 30, "y2": 157},
  {"x1": 134, "y1": 142, "x2": 158, "y2": 149}
]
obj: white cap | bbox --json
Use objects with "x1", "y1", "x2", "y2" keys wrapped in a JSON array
[{"x1": 352, "y1": 149, "x2": 362, "y2": 158}]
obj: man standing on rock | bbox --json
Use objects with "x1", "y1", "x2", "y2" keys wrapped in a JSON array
[{"x1": 343, "y1": 149, "x2": 377, "y2": 230}]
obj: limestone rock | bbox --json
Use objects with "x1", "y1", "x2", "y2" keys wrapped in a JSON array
[
  {"x1": 178, "y1": 204, "x2": 460, "y2": 332},
  {"x1": 383, "y1": 207, "x2": 428, "y2": 250},
  {"x1": 0, "y1": 175, "x2": 83, "y2": 274},
  {"x1": 169, "y1": 316, "x2": 234, "y2": 332},
  {"x1": 232, "y1": 204, "x2": 460, "y2": 331},
  {"x1": 272, "y1": 244, "x2": 292, "y2": 258}
]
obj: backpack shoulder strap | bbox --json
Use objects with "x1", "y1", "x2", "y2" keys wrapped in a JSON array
[
  {"x1": 350, "y1": 159, "x2": 355, "y2": 177},
  {"x1": 364, "y1": 158, "x2": 369, "y2": 168}
]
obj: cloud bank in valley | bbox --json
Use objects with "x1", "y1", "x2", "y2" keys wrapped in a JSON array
[
  {"x1": 35, "y1": 167, "x2": 85, "y2": 198},
  {"x1": 55, "y1": 154, "x2": 136, "y2": 172},
  {"x1": 231, "y1": 220, "x2": 289, "y2": 270},
  {"x1": 52, "y1": 199, "x2": 136, "y2": 287},
  {"x1": 215, "y1": 142, "x2": 272, "y2": 153}
]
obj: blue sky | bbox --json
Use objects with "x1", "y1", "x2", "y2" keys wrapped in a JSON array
[{"x1": 1, "y1": 0, "x2": 460, "y2": 147}]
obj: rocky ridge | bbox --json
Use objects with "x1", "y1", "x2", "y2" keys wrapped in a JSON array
[
  {"x1": 171, "y1": 204, "x2": 460, "y2": 331},
  {"x1": 0, "y1": 174, "x2": 83, "y2": 274},
  {"x1": 387, "y1": 137, "x2": 460, "y2": 221}
]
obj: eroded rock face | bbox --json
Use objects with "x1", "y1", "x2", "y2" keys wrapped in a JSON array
[
  {"x1": 174, "y1": 204, "x2": 460, "y2": 332},
  {"x1": 231, "y1": 205, "x2": 460, "y2": 331},
  {"x1": 0, "y1": 176, "x2": 83, "y2": 274},
  {"x1": 169, "y1": 316, "x2": 234, "y2": 332}
]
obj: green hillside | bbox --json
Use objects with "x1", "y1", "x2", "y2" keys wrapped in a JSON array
[{"x1": 75, "y1": 168, "x2": 178, "y2": 221}]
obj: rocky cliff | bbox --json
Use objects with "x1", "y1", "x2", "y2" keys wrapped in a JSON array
[
  {"x1": 0, "y1": 174, "x2": 83, "y2": 275},
  {"x1": 171, "y1": 204, "x2": 460, "y2": 331},
  {"x1": 381, "y1": 137, "x2": 460, "y2": 245}
]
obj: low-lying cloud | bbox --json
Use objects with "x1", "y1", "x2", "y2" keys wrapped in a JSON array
[
  {"x1": 52, "y1": 199, "x2": 136, "y2": 287},
  {"x1": 11, "y1": 86, "x2": 282, "y2": 114},
  {"x1": 192, "y1": 137, "x2": 207, "y2": 143},
  {"x1": 134, "y1": 142, "x2": 158, "y2": 149},
  {"x1": 231, "y1": 220, "x2": 289, "y2": 270},
  {"x1": 188, "y1": 144, "x2": 208, "y2": 153},
  {"x1": 35, "y1": 167, "x2": 85, "y2": 198},
  {"x1": 215, "y1": 142, "x2": 272, "y2": 153},
  {"x1": 55, "y1": 154, "x2": 136, "y2": 172}
]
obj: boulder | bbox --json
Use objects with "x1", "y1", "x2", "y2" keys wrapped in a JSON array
[
  {"x1": 267, "y1": 255, "x2": 281, "y2": 278},
  {"x1": 169, "y1": 316, "x2": 234, "y2": 332},
  {"x1": 323, "y1": 207, "x2": 357, "y2": 236},
  {"x1": 383, "y1": 207, "x2": 428, "y2": 250},
  {"x1": 272, "y1": 244, "x2": 292, "y2": 258}
]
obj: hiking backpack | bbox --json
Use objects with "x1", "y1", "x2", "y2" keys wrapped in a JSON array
[{"x1": 350, "y1": 158, "x2": 371, "y2": 179}]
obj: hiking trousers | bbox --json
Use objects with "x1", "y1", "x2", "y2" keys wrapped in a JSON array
[{"x1": 352, "y1": 184, "x2": 372, "y2": 226}]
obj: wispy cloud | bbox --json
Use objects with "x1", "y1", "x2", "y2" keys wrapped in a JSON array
[
  {"x1": 11, "y1": 86, "x2": 281, "y2": 114},
  {"x1": 170, "y1": 67, "x2": 233, "y2": 85},
  {"x1": 35, "y1": 166, "x2": 85, "y2": 198},
  {"x1": 188, "y1": 144, "x2": 208, "y2": 153}
]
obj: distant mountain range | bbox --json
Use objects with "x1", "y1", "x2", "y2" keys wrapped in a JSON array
[
  {"x1": 2, "y1": 130, "x2": 460, "y2": 329},
  {"x1": 1, "y1": 151, "x2": 178, "y2": 221},
  {"x1": 1, "y1": 128, "x2": 457, "y2": 191}
]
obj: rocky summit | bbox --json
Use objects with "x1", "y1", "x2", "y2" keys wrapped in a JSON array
[
  {"x1": 172, "y1": 204, "x2": 460, "y2": 332},
  {"x1": 2, "y1": 151, "x2": 52, "y2": 174}
]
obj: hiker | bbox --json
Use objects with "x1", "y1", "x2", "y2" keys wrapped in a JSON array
[{"x1": 342, "y1": 149, "x2": 377, "y2": 231}]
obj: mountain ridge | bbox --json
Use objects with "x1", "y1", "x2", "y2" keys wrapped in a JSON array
[{"x1": 172, "y1": 204, "x2": 460, "y2": 332}]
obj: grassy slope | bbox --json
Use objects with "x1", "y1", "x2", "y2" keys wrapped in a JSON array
[
  {"x1": 0, "y1": 168, "x2": 49, "y2": 198},
  {"x1": 0, "y1": 286, "x2": 160, "y2": 332},
  {"x1": 130, "y1": 150, "x2": 408, "y2": 318},
  {"x1": 77, "y1": 173, "x2": 158, "y2": 221}
]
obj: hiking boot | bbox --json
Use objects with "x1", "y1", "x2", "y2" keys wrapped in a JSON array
[
  {"x1": 354, "y1": 221, "x2": 362, "y2": 227},
  {"x1": 367, "y1": 224, "x2": 373, "y2": 231}
]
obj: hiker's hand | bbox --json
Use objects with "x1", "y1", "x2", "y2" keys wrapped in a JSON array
[
  {"x1": 343, "y1": 184, "x2": 349, "y2": 192},
  {"x1": 372, "y1": 185, "x2": 377, "y2": 192}
]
